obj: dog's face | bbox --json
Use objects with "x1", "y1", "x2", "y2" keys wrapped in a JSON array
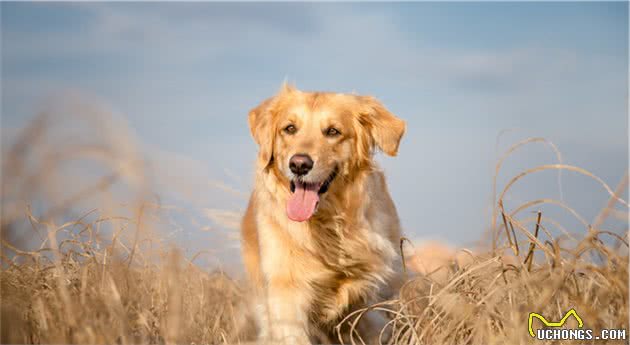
[{"x1": 249, "y1": 84, "x2": 405, "y2": 222}]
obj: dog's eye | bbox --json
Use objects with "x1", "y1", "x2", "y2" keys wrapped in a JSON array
[
  {"x1": 325, "y1": 127, "x2": 341, "y2": 137},
  {"x1": 284, "y1": 124, "x2": 297, "y2": 135}
]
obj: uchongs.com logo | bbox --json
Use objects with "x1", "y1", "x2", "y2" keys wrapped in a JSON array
[{"x1": 528, "y1": 308, "x2": 627, "y2": 341}]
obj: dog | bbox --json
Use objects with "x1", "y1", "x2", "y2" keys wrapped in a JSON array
[{"x1": 241, "y1": 83, "x2": 406, "y2": 344}]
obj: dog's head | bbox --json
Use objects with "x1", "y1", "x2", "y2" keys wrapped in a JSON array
[{"x1": 248, "y1": 83, "x2": 405, "y2": 222}]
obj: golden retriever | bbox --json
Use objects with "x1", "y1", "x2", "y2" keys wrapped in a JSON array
[{"x1": 241, "y1": 83, "x2": 406, "y2": 344}]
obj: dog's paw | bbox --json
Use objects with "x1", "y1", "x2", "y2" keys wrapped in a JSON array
[
  {"x1": 257, "y1": 325, "x2": 311, "y2": 345},
  {"x1": 257, "y1": 335, "x2": 311, "y2": 345}
]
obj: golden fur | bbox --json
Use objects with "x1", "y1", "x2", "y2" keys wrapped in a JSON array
[{"x1": 241, "y1": 84, "x2": 406, "y2": 344}]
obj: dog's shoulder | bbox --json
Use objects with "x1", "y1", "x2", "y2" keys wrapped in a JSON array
[{"x1": 241, "y1": 194, "x2": 263, "y2": 287}]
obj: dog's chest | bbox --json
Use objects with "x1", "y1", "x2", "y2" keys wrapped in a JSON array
[
  {"x1": 258, "y1": 199, "x2": 398, "y2": 329},
  {"x1": 304, "y1": 219, "x2": 394, "y2": 322}
]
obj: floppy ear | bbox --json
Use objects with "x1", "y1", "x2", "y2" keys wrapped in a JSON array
[
  {"x1": 248, "y1": 97, "x2": 276, "y2": 168},
  {"x1": 248, "y1": 83, "x2": 297, "y2": 168},
  {"x1": 358, "y1": 96, "x2": 406, "y2": 156}
]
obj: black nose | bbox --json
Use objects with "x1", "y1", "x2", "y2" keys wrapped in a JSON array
[{"x1": 289, "y1": 154, "x2": 314, "y2": 176}]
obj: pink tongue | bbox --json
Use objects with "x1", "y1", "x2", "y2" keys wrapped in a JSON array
[{"x1": 287, "y1": 181, "x2": 320, "y2": 222}]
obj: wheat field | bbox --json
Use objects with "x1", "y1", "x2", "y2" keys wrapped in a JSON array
[{"x1": 1, "y1": 100, "x2": 628, "y2": 344}]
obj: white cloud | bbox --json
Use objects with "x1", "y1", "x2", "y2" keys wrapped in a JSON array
[{"x1": 2, "y1": 3, "x2": 626, "y2": 252}]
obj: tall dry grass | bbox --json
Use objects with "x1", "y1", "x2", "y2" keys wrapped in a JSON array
[{"x1": 1, "y1": 99, "x2": 628, "y2": 344}]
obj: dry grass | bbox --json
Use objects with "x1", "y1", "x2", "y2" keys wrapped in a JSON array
[{"x1": 1, "y1": 100, "x2": 628, "y2": 344}]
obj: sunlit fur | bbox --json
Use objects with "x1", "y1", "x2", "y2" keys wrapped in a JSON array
[{"x1": 241, "y1": 84, "x2": 406, "y2": 344}]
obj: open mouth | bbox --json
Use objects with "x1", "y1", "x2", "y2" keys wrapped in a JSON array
[{"x1": 286, "y1": 168, "x2": 338, "y2": 222}]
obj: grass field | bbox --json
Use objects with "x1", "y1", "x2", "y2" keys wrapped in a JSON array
[{"x1": 1, "y1": 104, "x2": 627, "y2": 344}]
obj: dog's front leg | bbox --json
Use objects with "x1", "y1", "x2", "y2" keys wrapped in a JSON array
[{"x1": 258, "y1": 276, "x2": 312, "y2": 345}]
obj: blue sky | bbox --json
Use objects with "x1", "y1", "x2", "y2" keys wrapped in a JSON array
[{"x1": 2, "y1": 2, "x2": 628, "y2": 270}]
